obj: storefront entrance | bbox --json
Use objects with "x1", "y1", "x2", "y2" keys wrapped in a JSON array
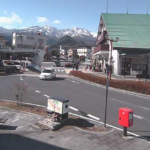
[{"x1": 122, "y1": 58, "x2": 132, "y2": 75}]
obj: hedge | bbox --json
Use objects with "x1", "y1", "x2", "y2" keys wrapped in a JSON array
[{"x1": 70, "y1": 71, "x2": 150, "y2": 95}]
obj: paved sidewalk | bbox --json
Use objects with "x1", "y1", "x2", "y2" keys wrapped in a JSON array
[{"x1": 0, "y1": 107, "x2": 150, "y2": 150}]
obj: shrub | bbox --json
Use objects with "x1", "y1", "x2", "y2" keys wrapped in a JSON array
[
  {"x1": 95, "y1": 69, "x2": 103, "y2": 72},
  {"x1": 70, "y1": 71, "x2": 150, "y2": 95}
]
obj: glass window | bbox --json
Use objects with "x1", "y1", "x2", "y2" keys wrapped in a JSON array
[
  {"x1": 38, "y1": 46, "x2": 44, "y2": 49},
  {"x1": 38, "y1": 39, "x2": 44, "y2": 43},
  {"x1": 26, "y1": 36, "x2": 34, "y2": 40},
  {"x1": 42, "y1": 69, "x2": 52, "y2": 73},
  {"x1": 132, "y1": 64, "x2": 141, "y2": 71}
]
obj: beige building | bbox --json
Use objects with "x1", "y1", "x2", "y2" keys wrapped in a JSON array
[
  {"x1": 0, "y1": 36, "x2": 6, "y2": 49},
  {"x1": 12, "y1": 32, "x2": 47, "y2": 51},
  {"x1": 68, "y1": 49, "x2": 77, "y2": 58},
  {"x1": 77, "y1": 47, "x2": 91, "y2": 59}
]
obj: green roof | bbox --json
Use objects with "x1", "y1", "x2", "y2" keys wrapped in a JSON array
[{"x1": 102, "y1": 13, "x2": 150, "y2": 49}]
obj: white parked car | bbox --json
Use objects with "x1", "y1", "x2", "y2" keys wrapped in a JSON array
[{"x1": 39, "y1": 68, "x2": 56, "y2": 80}]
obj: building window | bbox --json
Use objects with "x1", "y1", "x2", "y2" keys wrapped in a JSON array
[
  {"x1": 38, "y1": 46, "x2": 44, "y2": 49},
  {"x1": 26, "y1": 36, "x2": 34, "y2": 40},
  {"x1": 132, "y1": 64, "x2": 141, "y2": 71},
  {"x1": 17, "y1": 44, "x2": 35, "y2": 49},
  {"x1": 38, "y1": 39, "x2": 44, "y2": 43}
]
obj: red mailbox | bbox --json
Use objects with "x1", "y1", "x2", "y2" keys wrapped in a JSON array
[{"x1": 119, "y1": 108, "x2": 133, "y2": 128}]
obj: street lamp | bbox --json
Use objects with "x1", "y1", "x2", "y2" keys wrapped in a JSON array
[
  {"x1": 17, "y1": 35, "x2": 24, "y2": 64},
  {"x1": 104, "y1": 34, "x2": 119, "y2": 128},
  {"x1": 105, "y1": 34, "x2": 119, "y2": 80}
]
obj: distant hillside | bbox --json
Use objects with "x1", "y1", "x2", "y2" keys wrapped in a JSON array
[{"x1": 55, "y1": 35, "x2": 78, "y2": 46}]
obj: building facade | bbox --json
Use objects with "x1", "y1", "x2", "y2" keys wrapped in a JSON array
[
  {"x1": 93, "y1": 13, "x2": 150, "y2": 77},
  {"x1": 77, "y1": 47, "x2": 91, "y2": 59},
  {"x1": 12, "y1": 32, "x2": 47, "y2": 51},
  {"x1": 68, "y1": 49, "x2": 77, "y2": 58}
]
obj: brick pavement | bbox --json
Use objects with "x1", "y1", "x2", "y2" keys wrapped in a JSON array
[{"x1": 0, "y1": 107, "x2": 150, "y2": 150}]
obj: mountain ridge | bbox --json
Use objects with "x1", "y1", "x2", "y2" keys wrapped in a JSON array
[{"x1": 0, "y1": 26, "x2": 97, "y2": 45}]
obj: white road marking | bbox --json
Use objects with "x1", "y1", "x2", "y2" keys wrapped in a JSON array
[
  {"x1": 71, "y1": 81, "x2": 79, "y2": 84},
  {"x1": 87, "y1": 114, "x2": 100, "y2": 120},
  {"x1": 20, "y1": 79, "x2": 23, "y2": 80},
  {"x1": 35, "y1": 90, "x2": 41, "y2": 93},
  {"x1": 133, "y1": 115, "x2": 143, "y2": 119},
  {"x1": 1, "y1": 111, "x2": 8, "y2": 114},
  {"x1": 58, "y1": 70, "x2": 60, "y2": 72},
  {"x1": 69, "y1": 112, "x2": 140, "y2": 138},
  {"x1": 71, "y1": 76, "x2": 150, "y2": 100},
  {"x1": 69, "y1": 106, "x2": 79, "y2": 111},
  {"x1": 11, "y1": 118, "x2": 20, "y2": 122},
  {"x1": 29, "y1": 87, "x2": 34, "y2": 89},
  {"x1": 67, "y1": 79, "x2": 71, "y2": 81},
  {"x1": 0, "y1": 98, "x2": 145, "y2": 140},
  {"x1": 43, "y1": 94, "x2": 50, "y2": 98},
  {"x1": 111, "y1": 98, "x2": 150, "y2": 111}
]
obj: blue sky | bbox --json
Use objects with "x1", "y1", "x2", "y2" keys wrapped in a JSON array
[{"x1": 0, "y1": 0, "x2": 150, "y2": 33}]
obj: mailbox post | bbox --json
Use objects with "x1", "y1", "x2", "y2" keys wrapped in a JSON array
[{"x1": 119, "y1": 108, "x2": 133, "y2": 136}]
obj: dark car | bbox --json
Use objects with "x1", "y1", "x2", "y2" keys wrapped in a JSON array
[{"x1": 65, "y1": 63, "x2": 72, "y2": 67}]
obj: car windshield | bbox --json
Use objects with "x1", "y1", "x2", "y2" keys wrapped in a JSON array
[{"x1": 42, "y1": 69, "x2": 52, "y2": 73}]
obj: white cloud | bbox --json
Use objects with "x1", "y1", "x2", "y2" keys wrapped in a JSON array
[
  {"x1": 0, "y1": 12, "x2": 22, "y2": 24},
  {"x1": 37, "y1": 16, "x2": 48, "y2": 23},
  {"x1": 3, "y1": 10, "x2": 8, "y2": 14},
  {"x1": 53, "y1": 20, "x2": 61, "y2": 24}
]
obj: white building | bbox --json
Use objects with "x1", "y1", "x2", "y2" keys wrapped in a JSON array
[
  {"x1": 93, "y1": 13, "x2": 150, "y2": 77},
  {"x1": 77, "y1": 47, "x2": 91, "y2": 59},
  {"x1": 12, "y1": 32, "x2": 47, "y2": 52}
]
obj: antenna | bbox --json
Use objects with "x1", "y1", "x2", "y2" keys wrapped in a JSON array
[
  {"x1": 106, "y1": 1, "x2": 108, "y2": 13},
  {"x1": 147, "y1": 6, "x2": 149, "y2": 14},
  {"x1": 32, "y1": 23, "x2": 33, "y2": 34},
  {"x1": 127, "y1": 5, "x2": 129, "y2": 14}
]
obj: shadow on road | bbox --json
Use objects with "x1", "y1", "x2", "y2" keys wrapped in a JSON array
[
  {"x1": 0, "y1": 133, "x2": 69, "y2": 150},
  {"x1": 41, "y1": 77, "x2": 65, "y2": 81},
  {"x1": 0, "y1": 125, "x2": 17, "y2": 130}
]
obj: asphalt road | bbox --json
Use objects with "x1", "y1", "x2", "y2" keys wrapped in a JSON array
[{"x1": 0, "y1": 62, "x2": 150, "y2": 139}]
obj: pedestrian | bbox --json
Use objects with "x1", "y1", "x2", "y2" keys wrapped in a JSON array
[
  {"x1": 90, "y1": 65, "x2": 92, "y2": 71},
  {"x1": 105, "y1": 64, "x2": 108, "y2": 73},
  {"x1": 73, "y1": 64, "x2": 75, "y2": 70},
  {"x1": 93, "y1": 64, "x2": 96, "y2": 72},
  {"x1": 99, "y1": 63, "x2": 101, "y2": 69},
  {"x1": 76, "y1": 64, "x2": 78, "y2": 71}
]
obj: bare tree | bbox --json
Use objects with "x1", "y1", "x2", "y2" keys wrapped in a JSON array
[{"x1": 14, "y1": 82, "x2": 28, "y2": 106}]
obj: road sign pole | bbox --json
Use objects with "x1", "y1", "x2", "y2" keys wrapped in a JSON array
[{"x1": 104, "y1": 74, "x2": 109, "y2": 128}]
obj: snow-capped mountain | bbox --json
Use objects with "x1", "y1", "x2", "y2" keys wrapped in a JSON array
[{"x1": 0, "y1": 26, "x2": 97, "y2": 45}]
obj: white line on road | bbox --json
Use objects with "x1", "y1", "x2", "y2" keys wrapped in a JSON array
[
  {"x1": 69, "y1": 106, "x2": 79, "y2": 111},
  {"x1": 20, "y1": 79, "x2": 23, "y2": 80},
  {"x1": 133, "y1": 115, "x2": 143, "y2": 119},
  {"x1": 71, "y1": 81, "x2": 79, "y2": 84},
  {"x1": 58, "y1": 70, "x2": 60, "y2": 72},
  {"x1": 87, "y1": 114, "x2": 100, "y2": 120},
  {"x1": 43, "y1": 95, "x2": 50, "y2": 98},
  {"x1": 71, "y1": 76, "x2": 150, "y2": 100},
  {"x1": 35, "y1": 90, "x2": 41, "y2": 93},
  {"x1": 111, "y1": 98, "x2": 150, "y2": 111}
]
